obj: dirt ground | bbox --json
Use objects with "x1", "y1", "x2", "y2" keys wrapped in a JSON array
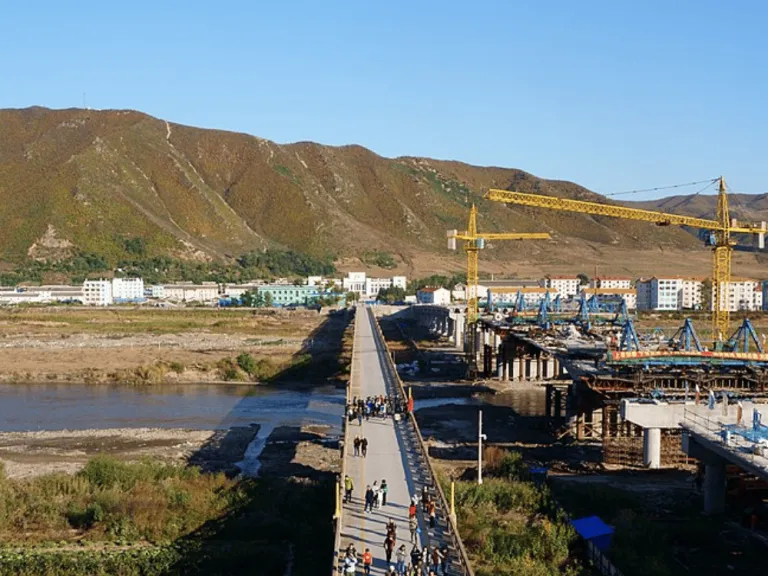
[
  {"x1": 0, "y1": 427, "x2": 254, "y2": 479},
  {"x1": 0, "y1": 307, "x2": 332, "y2": 383}
]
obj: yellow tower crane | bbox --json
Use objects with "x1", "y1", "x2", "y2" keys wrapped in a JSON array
[
  {"x1": 485, "y1": 176, "x2": 766, "y2": 343},
  {"x1": 447, "y1": 204, "x2": 550, "y2": 323}
]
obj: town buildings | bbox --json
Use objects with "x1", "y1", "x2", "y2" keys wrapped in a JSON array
[
  {"x1": 543, "y1": 275, "x2": 582, "y2": 298},
  {"x1": 636, "y1": 277, "x2": 705, "y2": 311},
  {"x1": 416, "y1": 287, "x2": 451, "y2": 305}
]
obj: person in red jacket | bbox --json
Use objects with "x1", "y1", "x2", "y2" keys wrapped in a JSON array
[{"x1": 362, "y1": 548, "x2": 373, "y2": 575}]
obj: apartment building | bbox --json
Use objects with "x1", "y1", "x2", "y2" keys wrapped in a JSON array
[
  {"x1": 112, "y1": 278, "x2": 145, "y2": 303},
  {"x1": 83, "y1": 280, "x2": 113, "y2": 306},
  {"x1": 712, "y1": 278, "x2": 762, "y2": 312},
  {"x1": 589, "y1": 276, "x2": 633, "y2": 290},
  {"x1": 543, "y1": 275, "x2": 582, "y2": 298}
]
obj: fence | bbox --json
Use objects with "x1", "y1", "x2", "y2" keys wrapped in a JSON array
[
  {"x1": 369, "y1": 307, "x2": 475, "y2": 576},
  {"x1": 330, "y1": 308, "x2": 356, "y2": 576},
  {"x1": 586, "y1": 541, "x2": 625, "y2": 576},
  {"x1": 682, "y1": 406, "x2": 768, "y2": 473}
]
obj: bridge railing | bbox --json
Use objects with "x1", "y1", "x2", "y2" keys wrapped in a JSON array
[
  {"x1": 681, "y1": 406, "x2": 768, "y2": 472},
  {"x1": 331, "y1": 308, "x2": 356, "y2": 576},
  {"x1": 369, "y1": 307, "x2": 475, "y2": 576}
]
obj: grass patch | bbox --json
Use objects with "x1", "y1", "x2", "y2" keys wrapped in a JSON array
[
  {"x1": 0, "y1": 456, "x2": 334, "y2": 575},
  {"x1": 449, "y1": 448, "x2": 587, "y2": 576}
]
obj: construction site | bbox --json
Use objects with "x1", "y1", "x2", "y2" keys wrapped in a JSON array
[{"x1": 413, "y1": 177, "x2": 768, "y2": 532}]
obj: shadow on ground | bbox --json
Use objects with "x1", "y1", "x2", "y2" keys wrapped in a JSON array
[{"x1": 158, "y1": 308, "x2": 354, "y2": 576}]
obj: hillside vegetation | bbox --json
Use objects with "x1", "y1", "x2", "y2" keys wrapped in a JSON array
[{"x1": 3, "y1": 106, "x2": 768, "y2": 278}]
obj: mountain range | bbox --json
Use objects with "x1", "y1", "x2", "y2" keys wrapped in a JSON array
[{"x1": 2, "y1": 106, "x2": 768, "y2": 279}]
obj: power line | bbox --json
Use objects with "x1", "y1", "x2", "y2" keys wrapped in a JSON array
[{"x1": 603, "y1": 178, "x2": 719, "y2": 197}]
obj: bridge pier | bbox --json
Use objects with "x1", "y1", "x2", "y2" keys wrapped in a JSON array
[
  {"x1": 642, "y1": 427, "x2": 661, "y2": 469},
  {"x1": 704, "y1": 461, "x2": 727, "y2": 515}
]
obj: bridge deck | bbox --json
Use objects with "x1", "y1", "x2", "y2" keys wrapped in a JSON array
[{"x1": 338, "y1": 307, "x2": 451, "y2": 574}]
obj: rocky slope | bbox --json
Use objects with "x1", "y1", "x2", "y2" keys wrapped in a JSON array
[{"x1": 2, "y1": 106, "x2": 766, "y2": 277}]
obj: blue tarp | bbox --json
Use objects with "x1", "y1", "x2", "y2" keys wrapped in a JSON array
[{"x1": 570, "y1": 516, "x2": 614, "y2": 552}]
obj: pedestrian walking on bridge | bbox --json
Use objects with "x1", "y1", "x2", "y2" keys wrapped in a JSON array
[
  {"x1": 361, "y1": 436, "x2": 368, "y2": 457},
  {"x1": 344, "y1": 475, "x2": 354, "y2": 503},
  {"x1": 362, "y1": 548, "x2": 373, "y2": 575},
  {"x1": 364, "y1": 485, "x2": 375, "y2": 513}
]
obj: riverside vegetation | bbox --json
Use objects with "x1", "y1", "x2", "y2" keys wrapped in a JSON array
[
  {"x1": 450, "y1": 447, "x2": 588, "y2": 576},
  {"x1": 0, "y1": 457, "x2": 332, "y2": 575}
]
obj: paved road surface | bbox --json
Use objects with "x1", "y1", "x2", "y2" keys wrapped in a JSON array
[{"x1": 338, "y1": 307, "x2": 431, "y2": 574}]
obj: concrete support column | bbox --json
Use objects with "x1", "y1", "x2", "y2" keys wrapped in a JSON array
[
  {"x1": 502, "y1": 343, "x2": 510, "y2": 381},
  {"x1": 512, "y1": 353, "x2": 521, "y2": 381},
  {"x1": 518, "y1": 356, "x2": 525, "y2": 381},
  {"x1": 533, "y1": 355, "x2": 541, "y2": 381},
  {"x1": 704, "y1": 461, "x2": 727, "y2": 515},
  {"x1": 642, "y1": 427, "x2": 661, "y2": 469},
  {"x1": 554, "y1": 388, "x2": 563, "y2": 419}
]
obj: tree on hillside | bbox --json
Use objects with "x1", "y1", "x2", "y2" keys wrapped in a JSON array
[
  {"x1": 577, "y1": 273, "x2": 590, "y2": 286},
  {"x1": 264, "y1": 292, "x2": 274, "y2": 307},
  {"x1": 377, "y1": 286, "x2": 406, "y2": 304}
]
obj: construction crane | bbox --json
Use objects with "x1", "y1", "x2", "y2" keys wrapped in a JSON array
[
  {"x1": 447, "y1": 204, "x2": 550, "y2": 322},
  {"x1": 485, "y1": 177, "x2": 766, "y2": 342}
]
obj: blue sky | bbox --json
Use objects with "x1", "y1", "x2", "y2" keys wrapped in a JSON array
[{"x1": 1, "y1": 1, "x2": 766, "y2": 199}]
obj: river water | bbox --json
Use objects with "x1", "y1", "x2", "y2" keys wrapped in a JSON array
[{"x1": 0, "y1": 383, "x2": 345, "y2": 433}]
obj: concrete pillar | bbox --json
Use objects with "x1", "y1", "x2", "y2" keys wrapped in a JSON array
[
  {"x1": 533, "y1": 355, "x2": 541, "y2": 381},
  {"x1": 554, "y1": 388, "x2": 563, "y2": 418},
  {"x1": 545, "y1": 384, "x2": 553, "y2": 418},
  {"x1": 502, "y1": 344, "x2": 510, "y2": 381},
  {"x1": 512, "y1": 353, "x2": 521, "y2": 380},
  {"x1": 642, "y1": 427, "x2": 661, "y2": 469},
  {"x1": 518, "y1": 356, "x2": 525, "y2": 381},
  {"x1": 704, "y1": 461, "x2": 727, "y2": 515}
]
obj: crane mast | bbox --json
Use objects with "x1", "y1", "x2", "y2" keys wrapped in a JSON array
[{"x1": 447, "y1": 205, "x2": 549, "y2": 323}]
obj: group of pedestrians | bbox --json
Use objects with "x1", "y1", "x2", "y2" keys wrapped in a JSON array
[
  {"x1": 353, "y1": 435, "x2": 369, "y2": 457},
  {"x1": 364, "y1": 479, "x2": 388, "y2": 512},
  {"x1": 347, "y1": 394, "x2": 403, "y2": 425}
]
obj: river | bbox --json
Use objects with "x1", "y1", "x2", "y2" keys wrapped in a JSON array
[{"x1": 0, "y1": 383, "x2": 345, "y2": 433}]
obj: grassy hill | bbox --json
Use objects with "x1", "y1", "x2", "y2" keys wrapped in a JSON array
[{"x1": 2, "y1": 106, "x2": 768, "y2": 279}]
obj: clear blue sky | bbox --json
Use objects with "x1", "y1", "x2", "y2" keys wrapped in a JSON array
[{"x1": 2, "y1": 1, "x2": 766, "y2": 199}]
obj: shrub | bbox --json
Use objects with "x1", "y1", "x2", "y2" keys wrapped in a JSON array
[
  {"x1": 168, "y1": 361, "x2": 185, "y2": 374},
  {"x1": 236, "y1": 353, "x2": 257, "y2": 375}
]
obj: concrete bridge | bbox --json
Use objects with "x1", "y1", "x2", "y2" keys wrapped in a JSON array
[{"x1": 332, "y1": 305, "x2": 473, "y2": 575}]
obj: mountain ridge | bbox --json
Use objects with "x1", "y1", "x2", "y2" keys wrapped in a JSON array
[{"x1": 2, "y1": 106, "x2": 768, "y2": 278}]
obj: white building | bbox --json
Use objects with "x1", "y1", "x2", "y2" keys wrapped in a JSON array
[
  {"x1": 636, "y1": 277, "x2": 704, "y2": 311},
  {"x1": 713, "y1": 278, "x2": 762, "y2": 312},
  {"x1": 543, "y1": 275, "x2": 582, "y2": 298},
  {"x1": 489, "y1": 287, "x2": 558, "y2": 307},
  {"x1": 342, "y1": 273, "x2": 408, "y2": 299},
  {"x1": 590, "y1": 276, "x2": 633, "y2": 290},
  {"x1": 164, "y1": 283, "x2": 220, "y2": 303},
  {"x1": 112, "y1": 277, "x2": 145, "y2": 303},
  {"x1": 416, "y1": 287, "x2": 451, "y2": 305},
  {"x1": 83, "y1": 280, "x2": 113, "y2": 306},
  {"x1": 342, "y1": 272, "x2": 367, "y2": 297},
  {"x1": 0, "y1": 289, "x2": 52, "y2": 305},
  {"x1": 39, "y1": 285, "x2": 84, "y2": 303},
  {"x1": 147, "y1": 285, "x2": 166, "y2": 299}
]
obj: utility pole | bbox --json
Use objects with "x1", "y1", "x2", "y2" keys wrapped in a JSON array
[{"x1": 478, "y1": 409, "x2": 487, "y2": 485}]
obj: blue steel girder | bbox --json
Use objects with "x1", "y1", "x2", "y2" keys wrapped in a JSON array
[
  {"x1": 619, "y1": 318, "x2": 641, "y2": 351},
  {"x1": 668, "y1": 318, "x2": 703, "y2": 352},
  {"x1": 725, "y1": 318, "x2": 764, "y2": 353}
]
